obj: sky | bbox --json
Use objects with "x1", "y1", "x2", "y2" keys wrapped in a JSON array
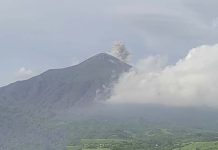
[{"x1": 1, "y1": 0, "x2": 218, "y2": 87}]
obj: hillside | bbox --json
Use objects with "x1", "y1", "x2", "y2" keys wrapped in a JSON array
[{"x1": 0, "y1": 53, "x2": 131, "y2": 109}]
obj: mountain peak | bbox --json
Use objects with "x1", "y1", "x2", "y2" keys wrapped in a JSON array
[
  {"x1": 94, "y1": 52, "x2": 111, "y2": 57},
  {"x1": 0, "y1": 52, "x2": 131, "y2": 108},
  {"x1": 81, "y1": 53, "x2": 125, "y2": 65}
]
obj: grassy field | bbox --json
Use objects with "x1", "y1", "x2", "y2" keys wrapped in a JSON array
[
  {"x1": 67, "y1": 148, "x2": 109, "y2": 150},
  {"x1": 67, "y1": 139, "x2": 218, "y2": 150},
  {"x1": 82, "y1": 149, "x2": 110, "y2": 150},
  {"x1": 67, "y1": 139, "x2": 132, "y2": 150},
  {"x1": 66, "y1": 146, "x2": 80, "y2": 150},
  {"x1": 173, "y1": 141, "x2": 218, "y2": 150}
]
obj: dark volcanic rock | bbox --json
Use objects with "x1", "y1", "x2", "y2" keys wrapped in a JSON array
[{"x1": 0, "y1": 53, "x2": 131, "y2": 109}]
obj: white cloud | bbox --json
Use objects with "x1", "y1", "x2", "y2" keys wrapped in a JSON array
[
  {"x1": 109, "y1": 44, "x2": 218, "y2": 108},
  {"x1": 135, "y1": 55, "x2": 168, "y2": 73},
  {"x1": 16, "y1": 67, "x2": 34, "y2": 80}
]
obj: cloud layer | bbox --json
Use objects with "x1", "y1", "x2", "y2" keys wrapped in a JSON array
[
  {"x1": 16, "y1": 67, "x2": 34, "y2": 80},
  {"x1": 109, "y1": 44, "x2": 218, "y2": 107}
]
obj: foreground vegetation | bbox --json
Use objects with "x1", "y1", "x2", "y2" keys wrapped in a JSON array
[
  {"x1": 67, "y1": 139, "x2": 218, "y2": 150},
  {"x1": 173, "y1": 141, "x2": 218, "y2": 150},
  {"x1": 64, "y1": 118, "x2": 218, "y2": 150}
]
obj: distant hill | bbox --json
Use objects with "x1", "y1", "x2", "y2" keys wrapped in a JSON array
[{"x1": 0, "y1": 53, "x2": 131, "y2": 109}]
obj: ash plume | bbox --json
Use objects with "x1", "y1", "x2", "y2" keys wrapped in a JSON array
[{"x1": 110, "y1": 41, "x2": 130, "y2": 63}]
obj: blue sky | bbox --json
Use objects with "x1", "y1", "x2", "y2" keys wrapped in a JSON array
[{"x1": 1, "y1": 0, "x2": 218, "y2": 87}]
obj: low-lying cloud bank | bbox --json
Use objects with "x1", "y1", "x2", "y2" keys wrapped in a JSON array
[{"x1": 109, "y1": 44, "x2": 218, "y2": 107}]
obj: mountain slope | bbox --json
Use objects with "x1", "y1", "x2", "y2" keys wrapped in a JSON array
[{"x1": 0, "y1": 53, "x2": 131, "y2": 108}]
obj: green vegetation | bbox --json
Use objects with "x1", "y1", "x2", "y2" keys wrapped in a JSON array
[
  {"x1": 66, "y1": 146, "x2": 81, "y2": 150},
  {"x1": 173, "y1": 141, "x2": 218, "y2": 150},
  {"x1": 67, "y1": 140, "x2": 218, "y2": 150},
  {"x1": 62, "y1": 109, "x2": 218, "y2": 150},
  {"x1": 67, "y1": 139, "x2": 132, "y2": 150},
  {"x1": 64, "y1": 119, "x2": 218, "y2": 150}
]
